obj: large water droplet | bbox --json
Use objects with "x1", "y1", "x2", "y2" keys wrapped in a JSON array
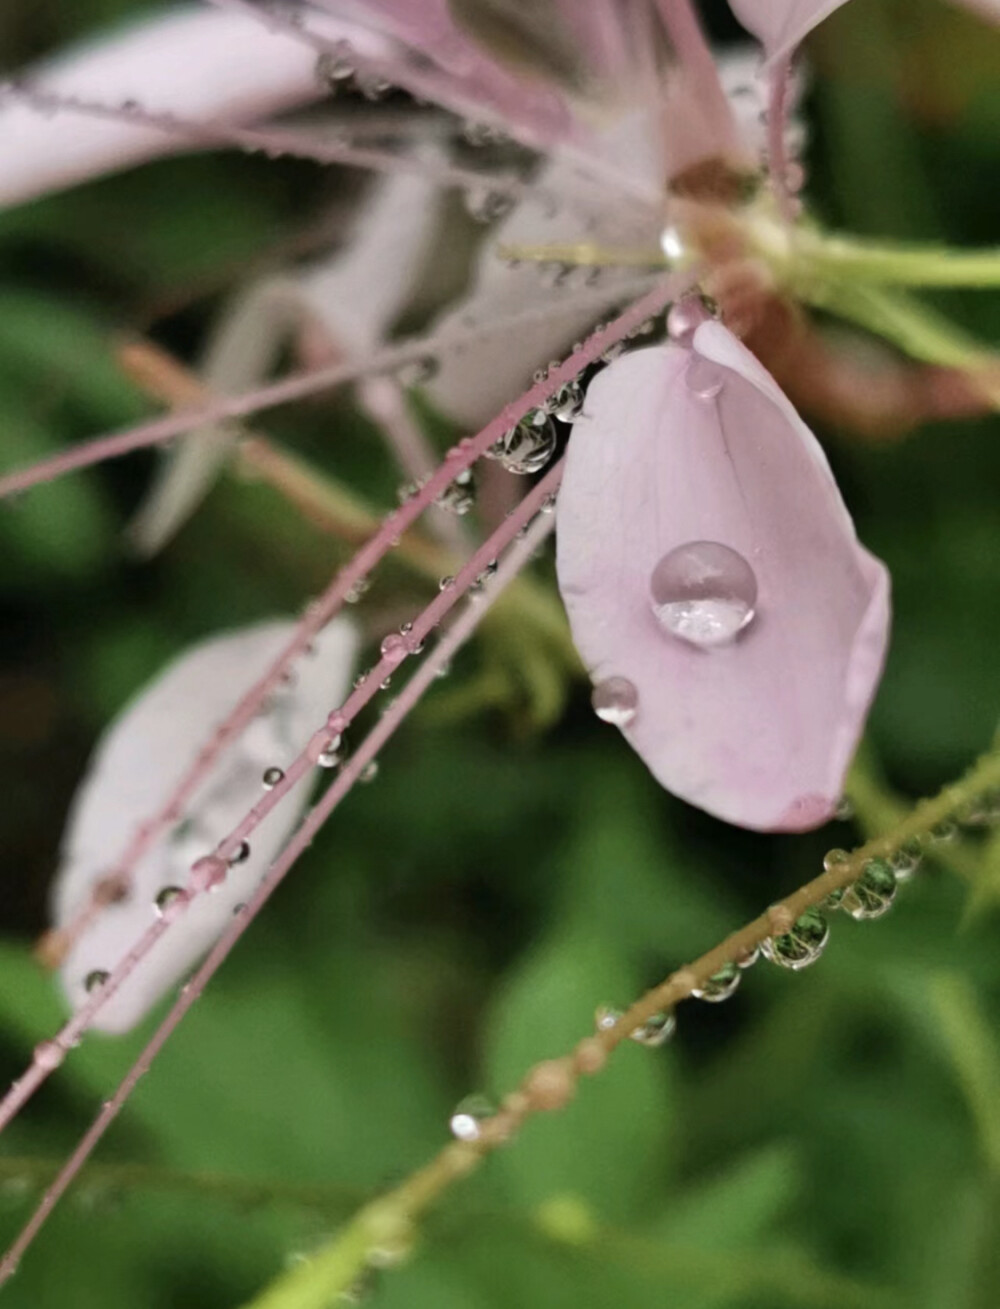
[
  {"x1": 591, "y1": 677, "x2": 638, "y2": 727},
  {"x1": 650, "y1": 541, "x2": 757, "y2": 647},
  {"x1": 436, "y1": 470, "x2": 475, "y2": 515},
  {"x1": 629, "y1": 1011, "x2": 676, "y2": 1047},
  {"x1": 491, "y1": 414, "x2": 557, "y2": 475}
]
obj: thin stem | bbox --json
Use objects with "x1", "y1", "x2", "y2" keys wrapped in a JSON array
[
  {"x1": 242, "y1": 746, "x2": 1000, "y2": 1309},
  {"x1": 794, "y1": 233, "x2": 1000, "y2": 289},
  {"x1": 766, "y1": 55, "x2": 797, "y2": 224},
  {"x1": 1, "y1": 83, "x2": 528, "y2": 204},
  {"x1": 0, "y1": 279, "x2": 677, "y2": 1149},
  {"x1": 0, "y1": 504, "x2": 557, "y2": 1286},
  {"x1": 0, "y1": 274, "x2": 660, "y2": 500}
]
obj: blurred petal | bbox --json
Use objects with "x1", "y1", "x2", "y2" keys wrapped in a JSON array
[
  {"x1": 0, "y1": 5, "x2": 389, "y2": 208},
  {"x1": 728, "y1": 0, "x2": 849, "y2": 66},
  {"x1": 556, "y1": 322, "x2": 890, "y2": 831},
  {"x1": 54, "y1": 617, "x2": 358, "y2": 1032},
  {"x1": 130, "y1": 159, "x2": 443, "y2": 554}
]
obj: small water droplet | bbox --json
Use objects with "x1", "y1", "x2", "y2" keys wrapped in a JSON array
[
  {"x1": 691, "y1": 961, "x2": 741, "y2": 1002},
  {"x1": 684, "y1": 355, "x2": 725, "y2": 399},
  {"x1": 316, "y1": 741, "x2": 341, "y2": 769},
  {"x1": 436, "y1": 469, "x2": 475, "y2": 515},
  {"x1": 439, "y1": 575, "x2": 456, "y2": 591},
  {"x1": 228, "y1": 840, "x2": 251, "y2": 866},
  {"x1": 314, "y1": 41, "x2": 355, "y2": 87},
  {"x1": 823, "y1": 848, "x2": 850, "y2": 873},
  {"x1": 189, "y1": 854, "x2": 227, "y2": 893},
  {"x1": 359, "y1": 760, "x2": 379, "y2": 783},
  {"x1": 154, "y1": 885, "x2": 186, "y2": 919},
  {"x1": 650, "y1": 541, "x2": 757, "y2": 647},
  {"x1": 667, "y1": 294, "x2": 712, "y2": 346},
  {"x1": 630, "y1": 1011, "x2": 676, "y2": 1047},
  {"x1": 548, "y1": 379, "x2": 584, "y2": 422},
  {"x1": 594, "y1": 1005, "x2": 621, "y2": 1032},
  {"x1": 85, "y1": 969, "x2": 110, "y2": 993},
  {"x1": 736, "y1": 945, "x2": 760, "y2": 969},
  {"x1": 345, "y1": 576, "x2": 371, "y2": 605},
  {"x1": 591, "y1": 677, "x2": 638, "y2": 727},
  {"x1": 840, "y1": 858, "x2": 897, "y2": 920},
  {"x1": 930, "y1": 819, "x2": 958, "y2": 844},
  {"x1": 890, "y1": 839, "x2": 922, "y2": 881},
  {"x1": 449, "y1": 1093, "x2": 496, "y2": 1142},
  {"x1": 380, "y1": 632, "x2": 408, "y2": 667},
  {"x1": 262, "y1": 766, "x2": 285, "y2": 790},
  {"x1": 464, "y1": 184, "x2": 513, "y2": 223},
  {"x1": 761, "y1": 908, "x2": 829, "y2": 970},
  {"x1": 493, "y1": 415, "x2": 558, "y2": 474}
]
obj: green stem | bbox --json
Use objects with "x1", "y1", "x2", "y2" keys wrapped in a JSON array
[{"x1": 796, "y1": 235, "x2": 1000, "y2": 289}]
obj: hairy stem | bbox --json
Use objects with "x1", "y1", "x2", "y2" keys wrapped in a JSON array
[{"x1": 244, "y1": 746, "x2": 1000, "y2": 1309}]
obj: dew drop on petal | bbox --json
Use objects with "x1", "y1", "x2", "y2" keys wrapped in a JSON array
[
  {"x1": 591, "y1": 676, "x2": 638, "y2": 727},
  {"x1": 684, "y1": 355, "x2": 725, "y2": 399},
  {"x1": 649, "y1": 541, "x2": 757, "y2": 647}
]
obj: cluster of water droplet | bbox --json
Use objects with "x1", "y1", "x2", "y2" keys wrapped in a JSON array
[{"x1": 314, "y1": 43, "x2": 392, "y2": 101}]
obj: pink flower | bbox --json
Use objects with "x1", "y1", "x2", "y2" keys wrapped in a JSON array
[{"x1": 0, "y1": 1, "x2": 891, "y2": 835}]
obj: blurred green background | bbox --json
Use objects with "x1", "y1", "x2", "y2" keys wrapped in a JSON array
[{"x1": 0, "y1": 1, "x2": 998, "y2": 1306}]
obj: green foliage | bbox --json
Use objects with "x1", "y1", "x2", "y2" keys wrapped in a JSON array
[{"x1": 0, "y1": 0, "x2": 998, "y2": 1307}]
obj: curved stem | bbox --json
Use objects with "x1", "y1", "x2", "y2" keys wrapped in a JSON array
[{"x1": 244, "y1": 746, "x2": 1000, "y2": 1309}]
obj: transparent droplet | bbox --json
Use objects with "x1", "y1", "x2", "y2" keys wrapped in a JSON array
[
  {"x1": 823, "y1": 848, "x2": 850, "y2": 873},
  {"x1": 650, "y1": 541, "x2": 757, "y2": 647},
  {"x1": 189, "y1": 853, "x2": 227, "y2": 893},
  {"x1": 548, "y1": 379, "x2": 584, "y2": 423},
  {"x1": 449, "y1": 1093, "x2": 496, "y2": 1142},
  {"x1": 691, "y1": 961, "x2": 741, "y2": 1003},
  {"x1": 345, "y1": 576, "x2": 371, "y2": 605},
  {"x1": 315, "y1": 41, "x2": 355, "y2": 87},
  {"x1": 228, "y1": 839, "x2": 251, "y2": 866},
  {"x1": 840, "y1": 858, "x2": 897, "y2": 920},
  {"x1": 359, "y1": 760, "x2": 379, "y2": 783},
  {"x1": 436, "y1": 470, "x2": 475, "y2": 515},
  {"x1": 262, "y1": 766, "x2": 285, "y2": 790},
  {"x1": 834, "y1": 796, "x2": 855, "y2": 821},
  {"x1": 594, "y1": 1005, "x2": 621, "y2": 1032},
  {"x1": 380, "y1": 633, "x2": 408, "y2": 667},
  {"x1": 591, "y1": 677, "x2": 638, "y2": 727},
  {"x1": 667, "y1": 294, "x2": 712, "y2": 346},
  {"x1": 154, "y1": 885, "x2": 185, "y2": 919},
  {"x1": 930, "y1": 819, "x2": 958, "y2": 844},
  {"x1": 494, "y1": 415, "x2": 558, "y2": 475},
  {"x1": 630, "y1": 1011, "x2": 676, "y2": 1047},
  {"x1": 439, "y1": 575, "x2": 456, "y2": 592},
  {"x1": 84, "y1": 969, "x2": 110, "y2": 993},
  {"x1": 890, "y1": 838, "x2": 922, "y2": 882},
  {"x1": 761, "y1": 908, "x2": 829, "y2": 970},
  {"x1": 736, "y1": 945, "x2": 760, "y2": 969},
  {"x1": 685, "y1": 355, "x2": 725, "y2": 399},
  {"x1": 316, "y1": 741, "x2": 341, "y2": 769},
  {"x1": 357, "y1": 71, "x2": 392, "y2": 100},
  {"x1": 464, "y1": 185, "x2": 513, "y2": 223}
]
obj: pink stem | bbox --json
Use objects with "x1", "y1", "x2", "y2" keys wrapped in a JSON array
[
  {"x1": 0, "y1": 276, "x2": 657, "y2": 500},
  {"x1": 2, "y1": 84, "x2": 528, "y2": 203},
  {"x1": 0, "y1": 477, "x2": 558, "y2": 1286},
  {"x1": 766, "y1": 54, "x2": 796, "y2": 223},
  {"x1": 0, "y1": 278, "x2": 680, "y2": 1137}
]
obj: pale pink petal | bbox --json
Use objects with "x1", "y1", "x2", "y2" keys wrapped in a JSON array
[
  {"x1": 313, "y1": 0, "x2": 579, "y2": 146},
  {"x1": 0, "y1": 5, "x2": 389, "y2": 208},
  {"x1": 952, "y1": 0, "x2": 1000, "y2": 22},
  {"x1": 129, "y1": 158, "x2": 444, "y2": 554},
  {"x1": 556, "y1": 322, "x2": 890, "y2": 832},
  {"x1": 728, "y1": 0, "x2": 849, "y2": 67},
  {"x1": 54, "y1": 617, "x2": 358, "y2": 1032}
]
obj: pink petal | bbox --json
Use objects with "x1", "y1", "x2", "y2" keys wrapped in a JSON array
[
  {"x1": 0, "y1": 6, "x2": 389, "y2": 208},
  {"x1": 54, "y1": 617, "x2": 358, "y2": 1032},
  {"x1": 556, "y1": 322, "x2": 890, "y2": 832},
  {"x1": 728, "y1": 0, "x2": 850, "y2": 66}
]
